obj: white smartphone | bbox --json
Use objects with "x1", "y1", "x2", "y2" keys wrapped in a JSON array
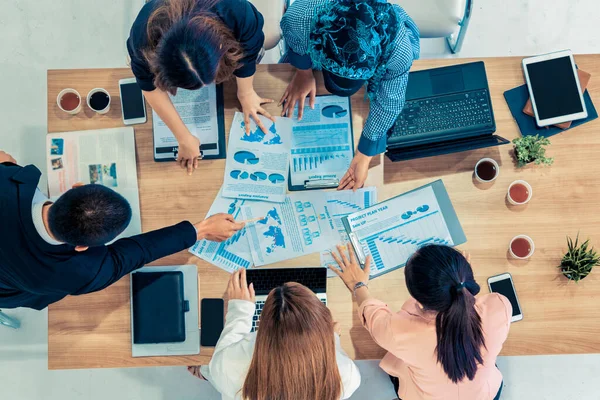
[
  {"x1": 488, "y1": 273, "x2": 523, "y2": 322},
  {"x1": 522, "y1": 50, "x2": 587, "y2": 127},
  {"x1": 119, "y1": 78, "x2": 147, "y2": 125}
]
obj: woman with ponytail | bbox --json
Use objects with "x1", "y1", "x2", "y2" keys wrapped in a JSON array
[
  {"x1": 330, "y1": 244, "x2": 512, "y2": 400},
  {"x1": 128, "y1": 0, "x2": 272, "y2": 174},
  {"x1": 280, "y1": 0, "x2": 420, "y2": 190}
]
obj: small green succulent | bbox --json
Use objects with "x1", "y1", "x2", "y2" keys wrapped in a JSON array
[
  {"x1": 559, "y1": 234, "x2": 600, "y2": 283},
  {"x1": 512, "y1": 135, "x2": 554, "y2": 168}
]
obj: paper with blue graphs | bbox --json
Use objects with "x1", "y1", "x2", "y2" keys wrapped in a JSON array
[
  {"x1": 222, "y1": 112, "x2": 293, "y2": 203},
  {"x1": 344, "y1": 185, "x2": 455, "y2": 278},
  {"x1": 289, "y1": 96, "x2": 353, "y2": 189},
  {"x1": 241, "y1": 190, "x2": 375, "y2": 266},
  {"x1": 189, "y1": 189, "x2": 256, "y2": 273}
]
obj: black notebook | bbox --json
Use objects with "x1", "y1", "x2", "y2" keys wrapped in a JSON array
[{"x1": 131, "y1": 271, "x2": 189, "y2": 344}]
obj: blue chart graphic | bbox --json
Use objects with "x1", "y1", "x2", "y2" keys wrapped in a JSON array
[
  {"x1": 322, "y1": 105, "x2": 348, "y2": 118},
  {"x1": 401, "y1": 205, "x2": 430, "y2": 220},
  {"x1": 362, "y1": 210, "x2": 452, "y2": 274},
  {"x1": 268, "y1": 173, "x2": 285, "y2": 184},
  {"x1": 250, "y1": 171, "x2": 267, "y2": 181},
  {"x1": 294, "y1": 201, "x2": 324, "y2": 246},
  {"x1": 230, "y1": 170, "x2": 249, "y2": 180},
  {"x1": 327, "y1": 191, "x2": 373, "y2": 217},
  {"x1": 214, "y1": 229, "x2": 251, "y2": 269},
  {"x1": 292, "y1": 124, "x2": 348, "y2": 147},
  {"x1": 234, "y1": 151, "x2": 260, "y2": 164},
  {"x1": 241, "y1": 121, "x2": 281, "y2": 145},
  {"x1": 257, "y1": 208, "x2": 286, "y2": 254},
  {"x1": 292, "y1": 152, "x2": 349, "y2": 172}
]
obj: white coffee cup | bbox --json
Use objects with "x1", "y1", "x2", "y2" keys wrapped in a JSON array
[
  {"x1": 87, "y1": 88, "x2": 111, "y2": 114},
  {"x1": 474, "y1": 158, "x2": 499, "y2": 183},
  {"x1": 507, "y1": 180, "x2": 533, "y2": 205},
  {"x1": 57, "y1": 88, "x2": 82, "y2": 115},
  {"x1": 509, "y1": 235, "x2": 535, "y2": 259}
]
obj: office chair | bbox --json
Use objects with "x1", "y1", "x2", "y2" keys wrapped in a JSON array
[
  {"x1": 390, "y1": 0, "x2": 473, "y2": 53},
  {"x1": 0, "y1": 310, "x2": 21, "y2": 329}
]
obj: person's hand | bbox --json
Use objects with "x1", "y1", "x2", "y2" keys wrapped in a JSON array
[
  {"x1": 238, "y1": 89, "x2": 275, "y2": 134},
  {"x1": 0, "y1": 150, "x2": 17, "y2": 164},
  {"x1": 328, "y1": 244, "x2": 371, "y2": 292},
  {"x1": 279, "y1": 69, "x2": 316, "y2": 120},
  {"x1": 227, "y1": 269, "x2": 255, "y2": 304},
  {"x1": 194, "y1": 213, "x2": 245, "y2": 242},
  {"x1": 337, "y1": 150, "x2": 372, "y2": 191},
  {"x1": 177, "y1": 134, "x2": 201, "y2": 175}
]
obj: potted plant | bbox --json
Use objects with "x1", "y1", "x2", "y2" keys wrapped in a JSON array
[
  {"x1": 512, "y1": 135, "x2": 554, "y2": 167},
  {"x1": 558, "y1": 234, "x2": 600, "y2": 282}
]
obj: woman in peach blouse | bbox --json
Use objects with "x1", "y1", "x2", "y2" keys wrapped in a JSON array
[{"x1": 329, "y1": 244, "x2": 512, "y2": 400}]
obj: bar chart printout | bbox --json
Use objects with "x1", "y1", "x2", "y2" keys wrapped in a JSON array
[
  {"x1": 289, "y1": 96, "x2": 353, "y2": 188},
  {"x1": 345, "y1": 186, "x2": 454, "y2": 278},
  {"x1": 189, "y1": 189, "x2": 256, "y2": 273}
]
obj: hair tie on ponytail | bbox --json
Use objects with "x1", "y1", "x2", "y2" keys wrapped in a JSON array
[{"x1": 454, "y1": 282, "x2": 466, "y2": 292}]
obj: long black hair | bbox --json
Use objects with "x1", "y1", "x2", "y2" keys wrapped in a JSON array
[{"x1": 405, "y1": 244, "x2": 485, "y2": 383}]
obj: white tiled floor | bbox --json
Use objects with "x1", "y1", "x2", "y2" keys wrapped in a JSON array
[{"x1": 1, "y1": 0, "x2": 600, "y2": 399}]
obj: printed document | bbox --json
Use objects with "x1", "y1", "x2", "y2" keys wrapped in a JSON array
[
  {"x1": 241, "y1": 190, "x2": 375, "y2": 267},
  {"x1": 345, "y1": 186, "x2": 453, "y2": 277},
  {"x1": 223, "y1": 113, "x2": 293, "y2": 203},
  {"x1": 290, "y1": 96, "x2": 353, "y2": 188},
  {"x1": 317, "y1": 188, "x2": 377, "y2": 276},
  {"x1": 46, "y1": 127, "x2": 142, "y2": 239},
  {"x1": 153, "y1": 85, "x2": 221, "y2": 160},
  {"x1": 189, "y1": 189, "x2": 256, "y2": 273}
]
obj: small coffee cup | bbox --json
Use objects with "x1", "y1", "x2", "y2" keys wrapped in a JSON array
[
  {"x1": 87, "y1": 88, "x2": 111, "y2": 114},
  {"x1": 507, "y1": 180, "x2": 533, "y2": 206},
  {"x1": 474, "y1": 158, "x2": 499, "y2": 183},
  {"x1": 509, "y1": 235, "x2": 535, "y2": 259},
  {"x1": 57, "y1": 88, "x2": 82, "y2": 115}
]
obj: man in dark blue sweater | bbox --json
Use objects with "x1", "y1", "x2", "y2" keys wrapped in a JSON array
[{"x1": 0, "y1": 150, "x2": 242, "y2": 310}]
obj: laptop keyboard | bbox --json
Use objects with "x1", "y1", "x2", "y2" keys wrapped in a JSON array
[
  {"x1": 251, "y1": 298, "x2": 327, "y2": 332},
  {"x1": 390, "y1": 89, "x2": 494, "y2": 139}
]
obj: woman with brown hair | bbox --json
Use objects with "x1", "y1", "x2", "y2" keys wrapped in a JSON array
[
  {"x1": 189, "y1": 269, "x2": 361, "y2": 400},
  {"x1": 127, "y1": 0, "x2": 273, "y2": 174}
]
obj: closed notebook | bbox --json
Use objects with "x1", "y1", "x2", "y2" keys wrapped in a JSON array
[{"x1": 132, "y1": 271, "x2": 188, "y2": 344}]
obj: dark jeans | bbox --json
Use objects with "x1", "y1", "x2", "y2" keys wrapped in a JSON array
[{"x1": 388, "y1": 375, "x2": 503, "y2": 400}]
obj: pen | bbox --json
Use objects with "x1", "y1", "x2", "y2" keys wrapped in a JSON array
[{"x1": 238, "y1": 216, "x2": 264, "y2": 225}]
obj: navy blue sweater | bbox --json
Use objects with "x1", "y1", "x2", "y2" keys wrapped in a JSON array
[
  {"x1": 127, "y1": 0, "x2": 265, "y2": 91},
  {"x1": 0, "y1": 163, "x2": 196, "y2": 310}
]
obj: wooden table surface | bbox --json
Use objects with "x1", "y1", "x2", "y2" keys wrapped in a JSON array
[{"x1": 47, "y1": 55, "x2": 600, "y2": 370}]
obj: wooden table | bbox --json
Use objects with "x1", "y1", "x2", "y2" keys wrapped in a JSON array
[{"x1": 47, "y1": 56, "x2": 600, "y2": 370}]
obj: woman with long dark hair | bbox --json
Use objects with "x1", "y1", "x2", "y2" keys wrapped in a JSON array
[
  {"x1": 330, "y1": 244, "x2": 512, "y2": 400},
  {"x1": 188, "y1": 269, "x2": 361, "y2": 400},
  {"x1": 127, "y1": 0, "x2": 273, "y2": 174}
]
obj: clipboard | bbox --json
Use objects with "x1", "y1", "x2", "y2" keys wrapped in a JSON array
[
  {"x1": 288, "y1": 95, "x2": 354, "y2": 191},
  {"x1": 153, "y1": 84, "x2": 226, "y2": 162},
  {"x1": 342, "y1": 179, "x2": 466, "y2": 279}
]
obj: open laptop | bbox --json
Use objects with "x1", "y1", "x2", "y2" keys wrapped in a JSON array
[
  {"x1": 246, "y1": 267, "x2": 327, "y2": 332},
  {"x1": 386, "y1": 61, "x2": 509, "y2": 162}
]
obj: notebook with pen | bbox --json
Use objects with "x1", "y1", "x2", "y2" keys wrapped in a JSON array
[
  {"x1": 288, "y1": 95, "x2": 354, "y2": 191},
  {"x1": 153, "y1": 84, "x2": 226, "y2": 161},
  {"x1": 342, "y1": 180, "x2": 466, "y2": 279}
]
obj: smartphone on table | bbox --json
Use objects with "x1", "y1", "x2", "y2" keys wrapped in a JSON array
[
  {"x1": 119, "y1": 78, "x2": 147, "y2": 125},
  {"x1": 488, "y1": 273, "x2": 523, "y2": 322},
  {"x1": 200, "y1": 298, "x2": 224, "y2": 347}
]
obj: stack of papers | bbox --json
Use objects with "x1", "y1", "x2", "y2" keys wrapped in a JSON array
[{"x1": 190, "y1": 188, "x2": 377, "y2": 273}]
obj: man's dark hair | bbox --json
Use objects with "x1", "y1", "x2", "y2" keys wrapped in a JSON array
[{"x1": 48, "y1": 184, "x2": 132, "y2": 247}]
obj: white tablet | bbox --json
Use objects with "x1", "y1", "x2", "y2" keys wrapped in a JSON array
[{"x1": 522, "y1": 50, "x2": 588, "y2": 127}]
